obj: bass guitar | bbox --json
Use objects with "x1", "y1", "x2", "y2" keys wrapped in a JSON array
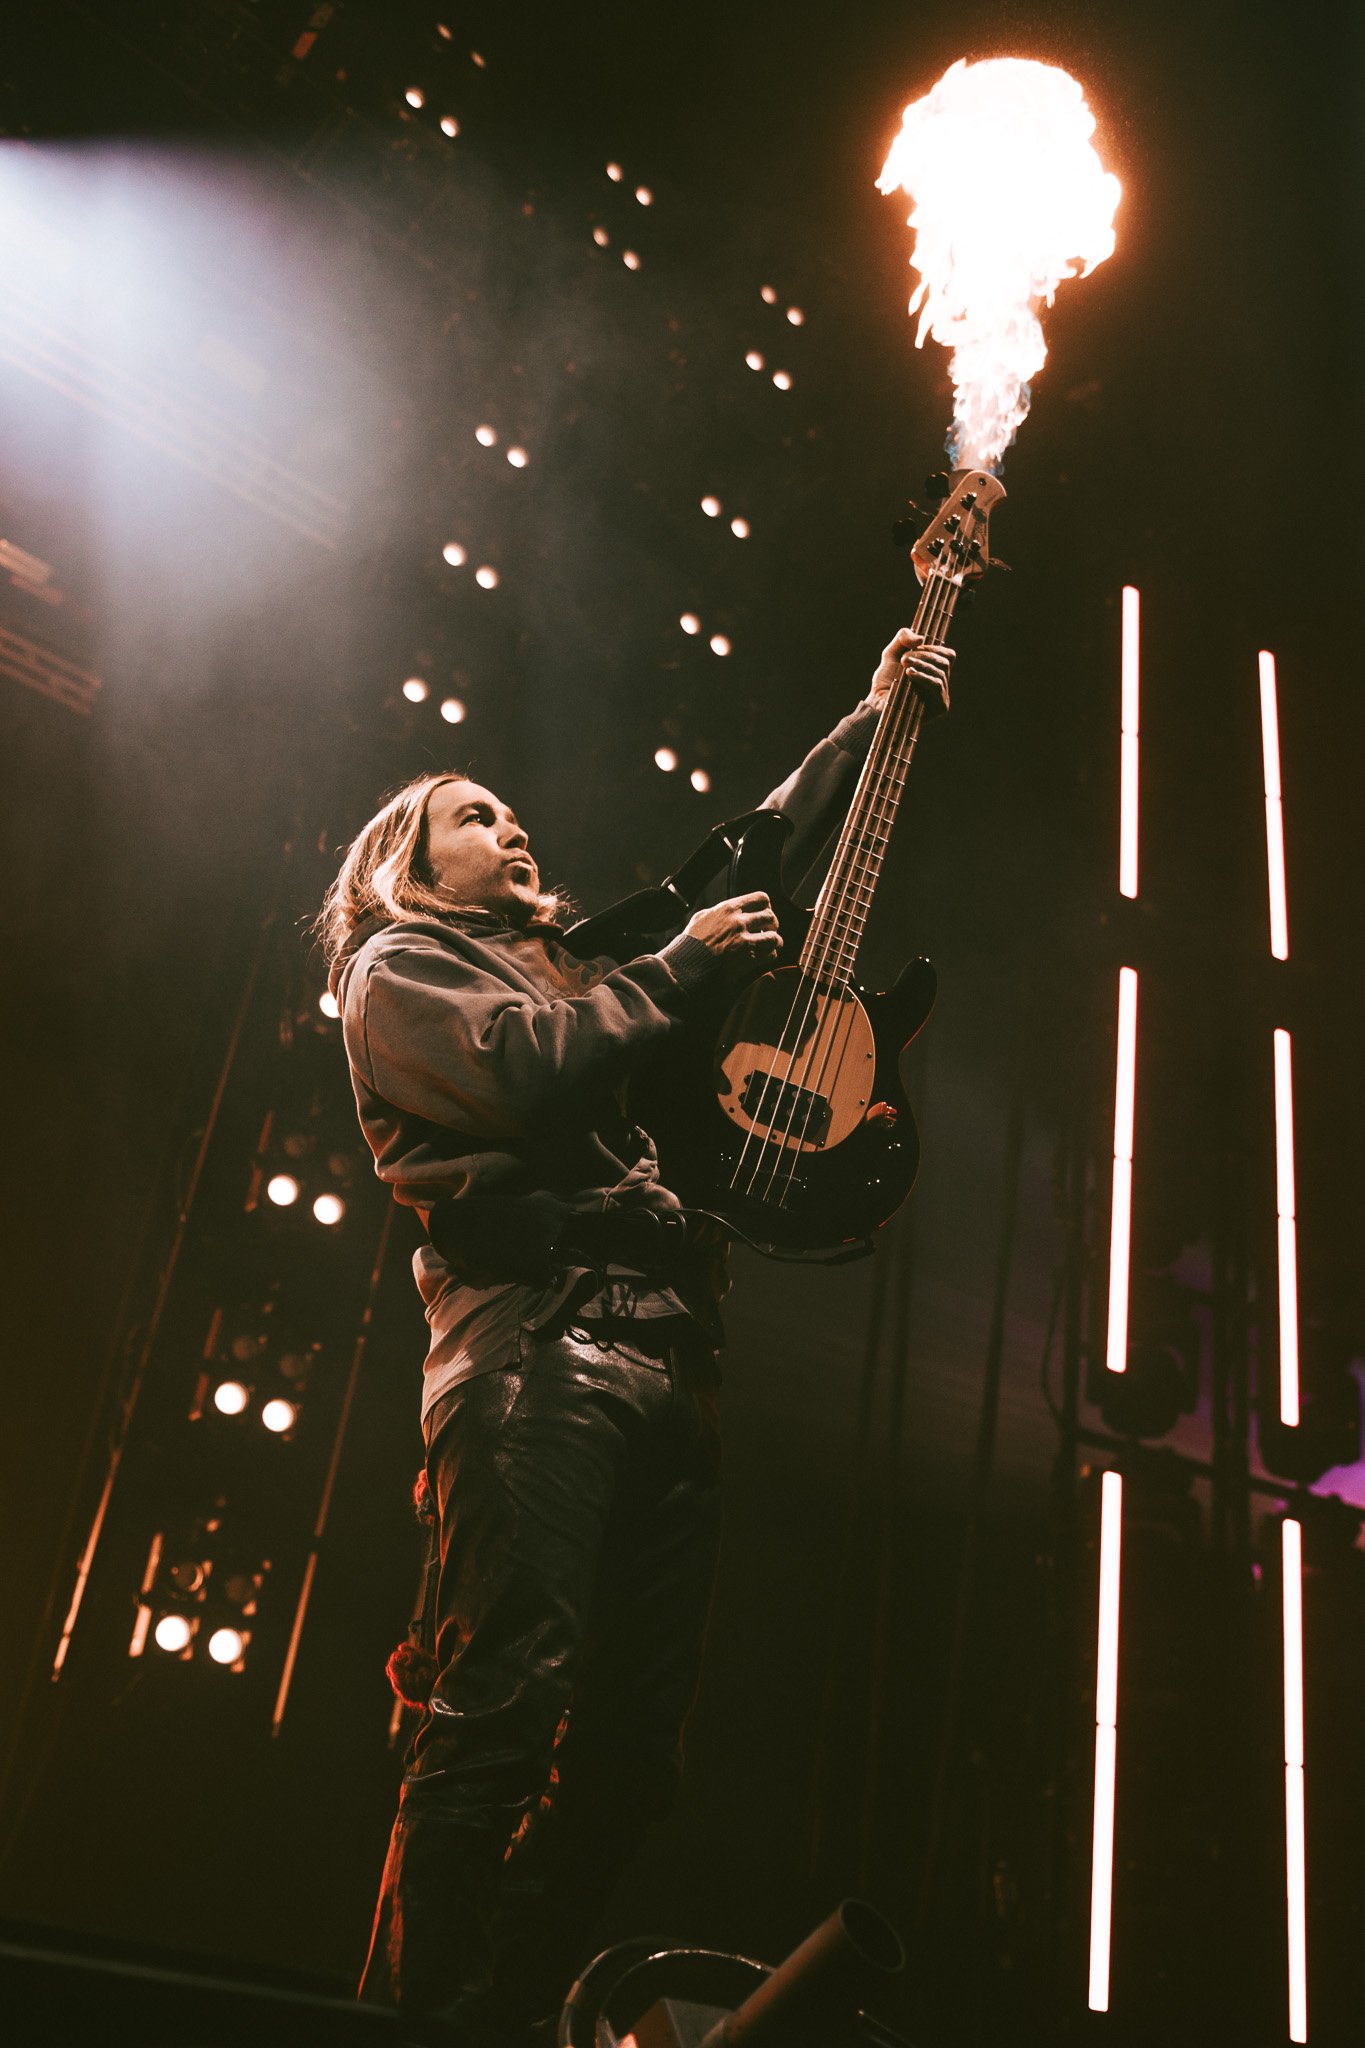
[{"x1": 567, "y1": 467, "x2": 1006, "y2": 1258}]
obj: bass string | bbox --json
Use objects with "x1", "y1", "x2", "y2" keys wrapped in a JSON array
[
  {"x1": 752, "y1": 566, "x2": 961, "y2": 1203},
  {"x1": 727, "y1": 569, "x2": 947, "y2": 1200},
  {"x1": 735, "y1": 560, "x2": 959, "y2": 1203}
]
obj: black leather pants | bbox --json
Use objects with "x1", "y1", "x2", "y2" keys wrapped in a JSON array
[{"x1": 358, "y1": 1326, "x2": 722, "y2": 2037}]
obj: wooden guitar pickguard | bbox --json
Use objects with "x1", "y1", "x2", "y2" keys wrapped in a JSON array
[{"x1": 714, "y1": 970, "x2": 876, "y2": 1156}]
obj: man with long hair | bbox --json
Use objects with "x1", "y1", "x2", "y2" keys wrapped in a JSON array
[{"x1": 320, "y1": 628, "x2": 950, "y2": 2044}]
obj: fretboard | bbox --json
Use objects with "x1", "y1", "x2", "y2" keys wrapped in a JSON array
[{"x1": 799, "y1": 569, "x2": 959, "y2": 987}]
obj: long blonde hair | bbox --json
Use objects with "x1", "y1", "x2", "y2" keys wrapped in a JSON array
[{"x1": 317, "y1": 772, "x2": 569, "y2": 974}]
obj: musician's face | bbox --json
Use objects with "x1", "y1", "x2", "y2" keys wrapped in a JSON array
[{"x1": 423, "y1": 778, "x2": 541, "y2": 919}]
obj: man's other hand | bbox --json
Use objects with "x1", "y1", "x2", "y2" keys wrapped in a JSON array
[
  {"x1": 682, "y1": 893, "x2": 782, "y2": 961},
  {"x1": 864, "y1": 628, "x2": 954, "y2": 719}
]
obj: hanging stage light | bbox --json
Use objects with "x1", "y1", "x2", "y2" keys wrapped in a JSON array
[
  {"x1": 207, "y1": 1627, "x2": 246, "y2": 1667},
  {"x1": 260, "y1": 1397, "x2": 297, "y2": 1434},
  {"x1": 153, "y1": 1613, "x2": 194, "y2": 1654},
  {"x1": 265, "y1": 1173, "x2": 299, "y2": 1206},
  {"x1": 213, "y1": 1379, "x2": 250, "y2": 1417},
  {"x1": 317, "y1": 990, "x2": 339, "y2": 1020}
]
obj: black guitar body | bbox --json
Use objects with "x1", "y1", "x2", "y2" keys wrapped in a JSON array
[{"x1": 569, "y1": 809, "x2": 936, "y2": 1258}]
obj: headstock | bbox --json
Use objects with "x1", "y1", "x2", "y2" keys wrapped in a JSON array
[{"x1": 899, "y1": 468, "x2": 1007, "y2": 586}]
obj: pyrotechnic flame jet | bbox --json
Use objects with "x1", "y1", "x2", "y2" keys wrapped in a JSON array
[{"x1": 878, "y1": 57, "x2": 1121, "y2": 472}]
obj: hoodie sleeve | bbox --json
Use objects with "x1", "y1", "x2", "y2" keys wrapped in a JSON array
[
  {"x1": 760, "y1": 701, "x2": 879, "y2": 895},
  {"x1": 347, "y1": 933, "x2": 711, "y2": 1137}
]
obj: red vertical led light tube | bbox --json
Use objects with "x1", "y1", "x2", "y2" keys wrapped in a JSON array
[
  {"x1": 1282, "y1": 1516, "x2": 1308, "y2": 2041},
  {"x1": 1105, "y1": 966, "x2": 1138, "y2": 1377},
  {"x1": 1273, "y1": 1029, "x2": 1300, "y2": 1428},
  {"x1": 1088, "y1": 1468, "x2": 1124, "y2": 2010},
  {"x1": 1259, "y1": 651, "x2": 1290, "y2": 961},
  {"x1": 1119, "y1": 587, "x2": 1139, "y2": 899}
]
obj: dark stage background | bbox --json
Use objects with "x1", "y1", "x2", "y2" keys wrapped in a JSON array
[{"x1": 0, "y1": 4, "x2": 1360, "y2": 2044}]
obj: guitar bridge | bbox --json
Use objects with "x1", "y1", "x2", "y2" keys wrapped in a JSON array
[{"x1": 739, "y1": 1069, "x2": 832, "y2": 1148}]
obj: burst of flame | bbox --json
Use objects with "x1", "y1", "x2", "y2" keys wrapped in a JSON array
[{"x1": 877, "y1": 57, "x2": 1120, "y2": 471}]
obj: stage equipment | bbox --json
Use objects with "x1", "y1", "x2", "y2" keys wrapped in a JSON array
[
  {"x1": 561, "y1": 1901, "x2": 906, "y2": 2048},
  {"x1": 1280, "y1": 1514, "x2": 1308, "y2": 2044},
  {"x1": 1086, "y1": 1469, "x2": 1123, "y2": 2013},
  {"x1": 567, "y1": 471, "x2": 1004, "y2": 1259},
  {"x1": 1088, "y1": 1269, "x2": 1202, "y2": 1440}
]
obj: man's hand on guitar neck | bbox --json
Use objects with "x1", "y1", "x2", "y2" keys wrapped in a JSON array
[{"x1": 863, "y1": 628, "x2": 954, "y2": 720}]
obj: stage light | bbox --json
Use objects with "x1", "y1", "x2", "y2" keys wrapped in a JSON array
[
  {"x1": 312, "y1": 1192, "x2": 345, "y2": 1226},
  {"x1": 475, "y1": 424, "x2": 497, "y2": 446},
  {"x1": 1274, "y1": 1029, "x2": 1300, "y2": 1427},
  {"x1": 266, "y1": 1173, "x2": 299, "y2": 1207},
  {"x1": 470, "y1": 50, "x2": 486, "y2": 69},
  {"x1": 1259, "y1": 651, "x2": 1290, "y2": 959},
  {"x1": 153, "y1": 1614, "x2": 193, "y2": 1654},
  {"x1": 261, "y1": 1397, "x2": 296, "y2": 1434},
  {"x1": 690, "y1": 768, "x2": 711, "y2": 793},
  {"x1": 772, "y1": 370, "x2": 792, "y2": 391},
  {"x1": 207, "y1": 1627, "x2": 245, "y2": 1666},
  {"x1": 606, "y1": 162, "x2": 623, "y2": 182},
  {"x1": 475, "y1": 565, "x2": 499, "y2": 590},
  {"x1": 436, "y1": 21, "x2": 452, "y2": 37},
  {"x1": 700, "y1": 495, "x2": 721, "y2": 517},
  {"x1": 635, "y1": 186, "x2": 653, "y2": 205},
  {"x1": 622, "y1": 250, "x2": 640, "y2": 270},
  {"x1": 1105, "y1": 968, "x2": 1138, "y2": 1376},
  {"x1": 318, "y1": 990, "x2": 340, "y2": 1020},
  {"x1": 654, "y1": 747, "x2": 678, "y2": 772},
  {"x1": 592, "y1": 227, "x2": 609, "y2": 247},
  {"x1": 679, "y1": 612, "x2": 701, "y2": 635},
  {"x1": 442, "y1": 542, "x2": 467, "y2": 567},
  {"x1": 405, "y1": 87, "x2": 425, "y2": 109},
  {"x1": 440, "y1": 115, "x2": 459, "y2": 137},
  {"x1": 440, "y1": 696, "x2": 466, "y2": 724},
  {"x1": 760, "y1": 285, "x2": 777, "y2": 304},
  {"x1": 709, "y1": 634, "x2": 731, "y2": 657},
  {"x1": 730, "y1": 516, "x2": 750, "y2": 538},
  {"x1": 213, "y1": 1380, "x2": 250, "y2": 1417},
  {"x1": 786, "y1": 306, "x2": 805, "y2": 325},
  {"x1": 1282, "y1": 1516, "x2": 1308, "y2": 2044},
  {"x1": 1087, "y1": 1469, "x2": 1123, "y2": 2012},
  {"x1": 506, "y1": 445, "x2": 528, "y2": 468},
  {"x1": 745, "y1": 350, "x2": 765, "y2": 371},
  {"x1": 402, "y1": 677, "x2": 429, "y2": 703},
  {"x1": 1120, "y1": 586, "x2": 1139, "y2": 898}
]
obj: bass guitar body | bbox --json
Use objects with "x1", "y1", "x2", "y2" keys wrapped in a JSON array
[{"x1": 605, "y1": 810, "x2": 936, "y2": 1257}]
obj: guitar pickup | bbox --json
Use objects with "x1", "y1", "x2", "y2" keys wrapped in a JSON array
[{"x1": 739, "y1": 1070, "x2": 833, "y2": 1147}]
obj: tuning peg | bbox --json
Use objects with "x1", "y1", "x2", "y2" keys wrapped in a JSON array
[{"x1": 890, "y1": 500, "x2": 929, "y2": 548}]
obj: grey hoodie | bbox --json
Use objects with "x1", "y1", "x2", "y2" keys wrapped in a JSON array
[{"x1": 336, "y1": 702, "x2": 878, "y2": 1422}]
